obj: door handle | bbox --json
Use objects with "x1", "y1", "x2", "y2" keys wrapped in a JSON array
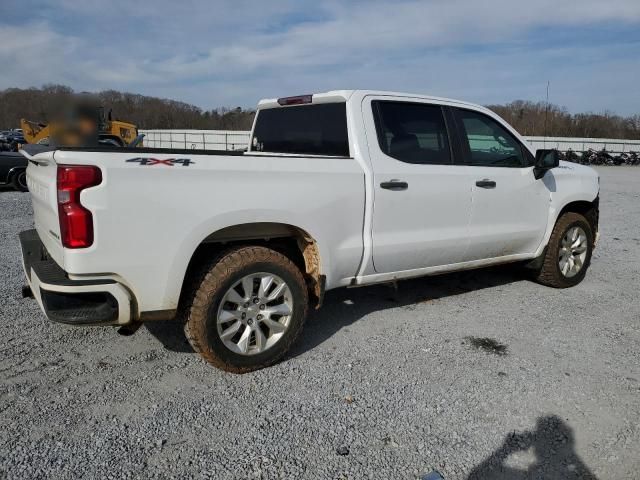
[
  {"x1": 380, "y1": 179, "x2": 408, "y2": 191},
  {"x1": 475, "y1": 179, "x2": 496, "y2": 189}
]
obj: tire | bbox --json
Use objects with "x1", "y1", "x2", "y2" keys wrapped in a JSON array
[
  {"x1": 184, "y1": 246, "x2": 309, "y2": 373},
  {"x1": 11, "y1": 169, "x2": 28, "y2": 192},
  {"x1": 534, "y1": 212, "x2": 593, "y2": 288}
]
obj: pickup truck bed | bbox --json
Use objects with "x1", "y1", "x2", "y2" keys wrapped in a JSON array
[
  {"x1": 19, "y1": 90, "x2": 600, "y2": 372},
  {"x1": 52, "y1": 145, "x2": 246, "y2": 155}
]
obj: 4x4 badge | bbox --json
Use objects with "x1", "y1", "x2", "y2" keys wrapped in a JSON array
[{"x1": 126, "y1": 157, "x2": 194, "y2": 166}]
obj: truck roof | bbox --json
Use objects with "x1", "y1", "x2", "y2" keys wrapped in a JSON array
[{"x1": 257, "y1": 90, "x2": 485, "y2": 111}]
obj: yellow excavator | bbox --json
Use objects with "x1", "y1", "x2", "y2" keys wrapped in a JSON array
[{"x1": 20, "y1": 105, "x2": 139, "y2": 147}]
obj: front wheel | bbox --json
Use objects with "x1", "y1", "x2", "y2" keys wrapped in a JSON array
[
  {"x1": 534, "y1": 212, "x2": 593, "y2": 288},
  {"x1": 185, "y1": 246, "x2": 309, "y2": 373}
]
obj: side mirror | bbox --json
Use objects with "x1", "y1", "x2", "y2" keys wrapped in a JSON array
[{"x1": 534, "y1": 149, "x2": 560, "y2": 179}]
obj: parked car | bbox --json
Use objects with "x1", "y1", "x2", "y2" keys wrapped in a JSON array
[
  {"x1": 0, "y1": 129, "x2": 26, "y2": 152},
  {"x1": 19, "y1": 90, "x2": 599, "y2": 372},
  {"x1": 0, "y1": 151, "x2": 28, "y2": 191}
]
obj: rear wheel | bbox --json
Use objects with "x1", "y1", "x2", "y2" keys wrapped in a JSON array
[
  {"x1": 11, "y1": 169, "x2": 28, "y2": 192},
  {"x1": 534, "y1": 212, "x2": 593, "y2": 288},
  {"x1": 184, "y1": 246, "x2": 308, "y2": 373}
]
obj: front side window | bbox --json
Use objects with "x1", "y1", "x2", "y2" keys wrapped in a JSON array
[
  {"x1": 373, "y1": 101, "x2": 451, "y2": 165},
  {"x1": 252, "y1": 103, "x2": 349, "y2": 156},
  {"x1": 455, "y1": 109, "x2": 525, "y2": 167}
]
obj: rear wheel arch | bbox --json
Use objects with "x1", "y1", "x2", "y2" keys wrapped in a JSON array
[{"x1": 177, "y1": 223, "x2": 324, "y2": 319}]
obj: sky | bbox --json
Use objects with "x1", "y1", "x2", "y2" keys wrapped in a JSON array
[{"x1": 1, "y1": 0, "x2": 639, "y2": 115}]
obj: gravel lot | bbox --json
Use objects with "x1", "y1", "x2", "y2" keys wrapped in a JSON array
[{"x1": 1, "y1": 167, "x2": 638, "y2": 479}]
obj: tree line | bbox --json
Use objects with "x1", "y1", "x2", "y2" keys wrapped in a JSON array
[
  {"x1": 487, "y1": 100, "x2": 640, "y2": 139},
  {"x1": 0, "y1": 85, "x2": 255, "y2": 131},
  {"x1": 1, "y1": 85, "x2": 639, "y2": 139}
]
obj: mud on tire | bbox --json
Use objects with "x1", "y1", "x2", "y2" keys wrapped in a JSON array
[
  {"x1": 184, "y1": 246, "x2": 309, "y2": 373},
  {"x1": 534, "y1": 212, "x2": 593, "y2": 288}
]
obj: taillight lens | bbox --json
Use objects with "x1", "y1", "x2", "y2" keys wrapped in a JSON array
[{"x1": 57, "y1": 165, "x2": 102, "y2": 248}]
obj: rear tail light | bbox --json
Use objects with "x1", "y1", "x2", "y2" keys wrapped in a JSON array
[
  {"x1": 57, "y1": 165, "x2": 102, "y2": 248},
  {"x1": 277, "y1": 94, "x2": 313, "y2": 106}
]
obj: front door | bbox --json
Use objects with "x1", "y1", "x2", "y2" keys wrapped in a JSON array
[
  {"x1": 363, "y1": 98, "x2": 473, "y2": 273},
  {"x1": 451, "y1": 107, "x2": 549, "y2": 261}
]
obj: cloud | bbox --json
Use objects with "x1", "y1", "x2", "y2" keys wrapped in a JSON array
[
  {"x1": 1, "y1": 0, "x2": 639, "y2": 114},
  {"x1": 0, "y1": 23, "x2": 80, "y2": 81}
]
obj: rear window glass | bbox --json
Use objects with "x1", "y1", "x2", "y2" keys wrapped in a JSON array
[
  {"x1": 373, "y1": 101, "x2": 451, "y2": 165},
  {"x1": 252, "y1": 103, "x2": 349, "y2": 156}
]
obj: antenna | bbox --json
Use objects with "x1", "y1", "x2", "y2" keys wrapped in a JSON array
[{"x1": 544, "y1": 80, "x2": 550, "y2": 147}]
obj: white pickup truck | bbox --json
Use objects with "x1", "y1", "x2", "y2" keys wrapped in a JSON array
[{"x1": 20, "y1": 90, "x2": 599, "y2": 372}]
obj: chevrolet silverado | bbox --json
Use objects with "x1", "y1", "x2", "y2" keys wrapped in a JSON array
[{"x1": 19, "y1": 90, "x2": 600, "y2": 372}]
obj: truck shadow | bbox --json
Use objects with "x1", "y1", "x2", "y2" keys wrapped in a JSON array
[
  {"x1": 291, "y1": 264, "x2": 525, "y2": 358},
  {"x1": 466, "y1": 415, "x2": 598, "y2": 479},
  {"x1": 146, "y1": 264, "x2": 526, "y2": 355}
]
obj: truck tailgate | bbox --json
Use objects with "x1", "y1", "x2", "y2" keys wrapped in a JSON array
[{"x1": 21, "y1": 149, "x2": 64, "y2": 268}]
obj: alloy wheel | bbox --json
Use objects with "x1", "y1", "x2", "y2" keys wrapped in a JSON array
[
  {"x1": 558, "y1": 226, "x2": 588, "y2": 278},
  {"x1": 216, "y1": 272, "x2": 293, "y2": 355}
]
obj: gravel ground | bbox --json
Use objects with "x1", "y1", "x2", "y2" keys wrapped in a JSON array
[{"x1": 1, "y1": 167, "x2": 638, "y2": 479}]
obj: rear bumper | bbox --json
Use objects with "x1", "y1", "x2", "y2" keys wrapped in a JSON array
[{"x1": 19, "y1": 229, "x2": 132, "y2": 325}]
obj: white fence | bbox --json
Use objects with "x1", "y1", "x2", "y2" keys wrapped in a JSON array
[
  {"x1": 140, "y1": 130, "x2": 640, "y2": 154},
  {"x1": 525, "y1": 136, "x2": 640, "y2": 154},
  {"x1": 140, "y1": 130, "x2": 250, "y2": 151}
]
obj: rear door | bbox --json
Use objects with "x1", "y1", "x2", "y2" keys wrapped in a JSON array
[
  {"x1": 450, "y1": 107, "x2": 549, "y2": 260},
  {"x1": 363, "y1": 97, "x2": 473, "y2": 273}
]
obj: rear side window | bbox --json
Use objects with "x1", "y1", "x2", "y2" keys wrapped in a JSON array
[
  {"x1": 373, "y1": 101, "x2": 451, "y2": 165},
  {"x1": 252, "y1": 103, "x2": 349, "y2": 156}
]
